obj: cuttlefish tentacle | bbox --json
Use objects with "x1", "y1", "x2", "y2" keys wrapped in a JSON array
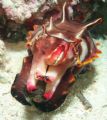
[{"x1": 44, "y1": 60, "x2": 72, "y2": 100}]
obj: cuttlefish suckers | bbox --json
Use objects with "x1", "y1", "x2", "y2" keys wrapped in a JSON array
[{"x1": 11, "y1": 2, "x2": 102, "y2": 112}]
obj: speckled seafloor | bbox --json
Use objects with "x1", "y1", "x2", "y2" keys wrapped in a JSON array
[{"x1": 0, "y1": 39, "x2": 107, "y2": 120}]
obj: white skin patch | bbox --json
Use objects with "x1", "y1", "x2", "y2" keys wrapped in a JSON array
[
  {"x1": 51, "y1": 33, "x2": 72, "y2": 43},
  {"x1": 80, "y1": 39, "x2": 88, "y2": 62},
  {"x1": 27, "y1": 53, "x2": 47, "y2": 92}
]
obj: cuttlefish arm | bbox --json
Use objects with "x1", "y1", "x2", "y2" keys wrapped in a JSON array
[{"x1": 11, "y1": 56, "x2": 32, "y2": 105}]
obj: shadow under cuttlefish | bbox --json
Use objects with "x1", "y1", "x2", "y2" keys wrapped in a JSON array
[{"x1": 24, "y1": 64, "x2": 97, "y2": 120}]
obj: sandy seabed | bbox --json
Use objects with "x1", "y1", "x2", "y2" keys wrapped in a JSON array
[{"x1": 0, "y1": 39, "x2": 107, "y2": 120}]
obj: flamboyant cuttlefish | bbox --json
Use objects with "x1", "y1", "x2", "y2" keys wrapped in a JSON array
[{"x1": 11, "y1": 2, "x2": 102, "y2": 112}]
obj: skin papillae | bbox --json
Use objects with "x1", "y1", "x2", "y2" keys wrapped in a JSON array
[{"x1": 11, "y1": 2, "x2": 102, "y2": 112}]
